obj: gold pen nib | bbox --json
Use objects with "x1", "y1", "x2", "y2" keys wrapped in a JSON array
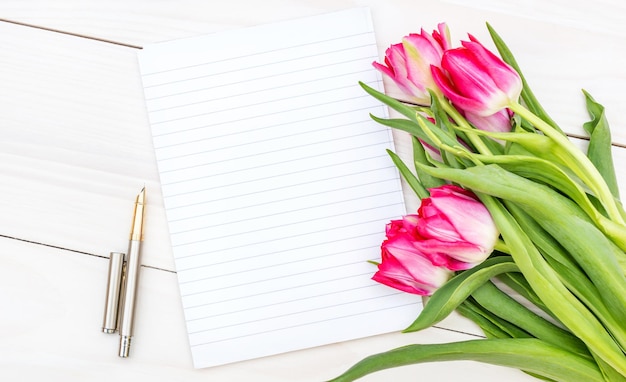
[
  {"x1": 130, "y1": 187, "x2": 146, "y2": 241},
  {"x1": 136, "y1": 186, "x2": 145, "y2": 205}
]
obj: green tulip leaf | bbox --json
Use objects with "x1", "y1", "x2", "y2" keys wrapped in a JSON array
[
  {"x1": 327, "y1": 338, "x2": 604, "y2": 382},
  {"x1": 471, "y1": 281, "x2": 590, "y2": 358},
  {"x1": 368, "y1": 114, "x2": 433, "y2": 146},
  {"x1": 385, "y1": 149, "x2": 429, "y2": 199},
  {"x1": 457, "y1": 298, "x2": 531, "y2": 339},
  {"x1": 359, "y1": 81, "x2": 423, "y2": 123},
  {"x1": 410, "y1": 136, "x2": 446, "y2": 190},
  {"x1": 404, "y1": 256, "x2": 518, "y2": 332},
  {"x1": 582, "y1": 90, "x2": 620, "y2": 199},
  {"x1": 496, "y1": 272, "x2": 549, "y2": 317},
  {"x1": 506, "y1": 202, "x2": 626, "y2": 351},
  {"x1": 360, "y1": 82, "x2": 462, "y2": 150},
  {"x1": 482, "y1": 193, "x2": 626, "y2": 375}
]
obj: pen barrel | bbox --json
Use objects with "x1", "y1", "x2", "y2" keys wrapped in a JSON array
[{"x1": 118, "y1": 239, "x2": 142, "y2": 356}]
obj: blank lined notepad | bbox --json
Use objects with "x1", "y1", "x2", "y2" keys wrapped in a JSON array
[{"x1": 138, "y1": 7, "x2": 421, "y2": 368}]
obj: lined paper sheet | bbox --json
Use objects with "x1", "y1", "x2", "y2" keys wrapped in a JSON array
[{"x1": 138, "y1": 8, "x2": 421, "y2": 368}]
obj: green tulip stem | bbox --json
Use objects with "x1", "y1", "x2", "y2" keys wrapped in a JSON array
[
  {"x1": 509, "y1": 101, "x2": 625, "y2": 226},
  {"x1": 416, "y1": 117, "x2": 481, "y2": 167},
  {"x1": 494, "y1": 239, "x2": 510, "y2": 254},
  {"x1": 438, "y1": 96, "x2": 494, "y2": 156}
]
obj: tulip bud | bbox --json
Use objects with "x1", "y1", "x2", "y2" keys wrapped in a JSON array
[
  {"x1": 431, "y1": 37, "x2": 522, "y2": 116},
  {"x1": 373, "y1": 217, "x2": 454, "y2": 295},
  {"x1": 413, "y1": 185, "x2": 499, "y2": 269},
  {"x1": 373, "y1": 24, "x2": 451, "y2": 105}
]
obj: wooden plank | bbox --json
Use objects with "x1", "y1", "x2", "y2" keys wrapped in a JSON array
[
  {"x1": 441, "y1": 0, "x2": 626, "y2": 38},
  {"x1": 0, "y1": 21, "x2": 175, "y2": 271},
  {"x1": 0, "y1": 2, "x2": 320, "y2": 47}
]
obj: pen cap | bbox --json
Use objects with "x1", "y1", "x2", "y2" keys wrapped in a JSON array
[{"x1": 102, "y1": 252, "x2": 125, "y2": 333}]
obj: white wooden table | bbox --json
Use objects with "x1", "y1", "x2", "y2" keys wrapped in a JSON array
[{"x1": 1, "y1": 1, "x2": 624, "y2": 381}]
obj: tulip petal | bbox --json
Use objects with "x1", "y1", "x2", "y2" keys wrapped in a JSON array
[
  {"x1": 428, "y1": 186, "x2": 499, "y2": 249},
  {"x1": 465, "y1": 109, "x2": 512, "y2": 133},
  {"x1": 372, "y1": 60, "x2": 395, "y2": 79},
  {"x1": 373, "y1": 247, "x2": 446, "y2": 295},
  {"x1": 462, "y1": 39, "x2": 522, "y2": 101},
  {"x1": 433, "y1": 23, "x2": 452, "y2": 51},
  {"x1": 442, "y1": 51, "x2": 510, "y2": 115},
  {"x1": 375, "y1": 234, "x2": 453, "y2": 295},
  {"x1": 431, "y1": 65, "x2": 492, "y2": 114},
  {"x1": 412, "y1": 239, "x2": 488, "y2": 266}
]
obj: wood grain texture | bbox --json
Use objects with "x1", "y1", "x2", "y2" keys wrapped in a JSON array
[{"x1": 0, "y1": 21, "x2": 178, "y2": 271}]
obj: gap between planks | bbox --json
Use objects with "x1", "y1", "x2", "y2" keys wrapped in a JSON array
[
  {"x1": 0, "y1": 233, "x2": 174, "y2": 273},
  {"x1": 0, "y1": 17, "x2": 142, "y2": 49}
]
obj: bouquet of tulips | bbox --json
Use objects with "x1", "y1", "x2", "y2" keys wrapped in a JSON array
[{"x1": 329, "y1": 23, "x2": 626, "y2": 381}]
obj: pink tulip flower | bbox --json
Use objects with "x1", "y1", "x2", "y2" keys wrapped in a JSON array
[
  {"x1": 374, "y1": 217, "x2": 453, "y2": 295},
  {"x1": 413, "y1": 185, "x2": 499, "y2": 269},
  {"x1": 464, "y1": 108, "x2": 513, "y2": 133},
  {"x1": 431, "y1": 36, "x2": 522, "y2": 116},
  {"x1": 373, "y1": 23, "x2": 451, "y2": 105}
]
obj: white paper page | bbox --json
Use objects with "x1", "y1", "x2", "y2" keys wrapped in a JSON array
[{"x1": 138, "y1": 8, "x2": 421, "y2": 369}]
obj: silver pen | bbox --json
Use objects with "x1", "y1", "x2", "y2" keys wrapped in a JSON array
[{"x1": 118, "y1": 187, "x2": 146, "y2": 357}]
